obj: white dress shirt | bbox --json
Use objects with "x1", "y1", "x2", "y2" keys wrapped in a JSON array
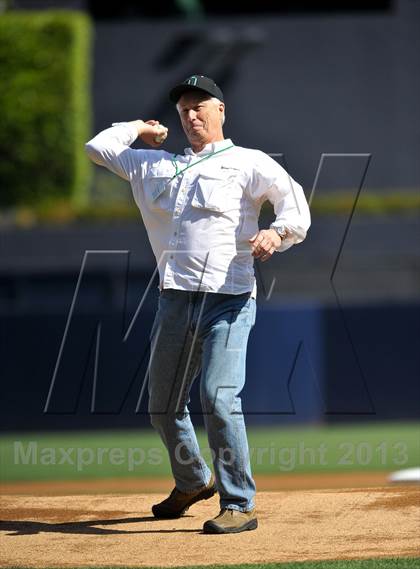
[{"x1": 85, "y1": 123, "x2": 311, "y2": 297}]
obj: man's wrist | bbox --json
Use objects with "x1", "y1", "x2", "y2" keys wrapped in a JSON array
[
  {"x1": 270, "y1": 224, "x2": 289, "y2": 240},
  {"x1": 128, "y1": 120, "x2": 146, "y2": 136}
]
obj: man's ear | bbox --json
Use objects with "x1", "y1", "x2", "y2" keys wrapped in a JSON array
[{"x1": 219, "y1": 102, "x2": 225, "y2": 113}]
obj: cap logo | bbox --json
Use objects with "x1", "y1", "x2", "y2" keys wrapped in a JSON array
[
  {"x1": 186, "y1": 76, "x2": 198, "y2": 86},
  {"x1": 169, "y1": 75, "x2": 222, "y2": 103}
]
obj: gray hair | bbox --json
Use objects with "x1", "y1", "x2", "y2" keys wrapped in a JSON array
[{"x1": 211, "y1": 97, "x2": 226, "y2": 126}]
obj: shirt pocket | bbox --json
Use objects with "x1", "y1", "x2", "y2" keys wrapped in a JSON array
[
  {"x1": 143, "y1": 163, "x2": 175, "y2": 213},
  {"x1": 191, "y1": 167, "x2": 243, "y2": 213}
]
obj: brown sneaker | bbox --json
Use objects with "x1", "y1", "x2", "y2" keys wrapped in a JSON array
[
  {"x1": 152, "y1": 476, "x2": 216, "y2": 519},
  {"x1": 203, "y1": 508, "x2": 258, "y2": 534}
]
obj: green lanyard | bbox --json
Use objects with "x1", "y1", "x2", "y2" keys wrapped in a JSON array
[{"x1": 170, "y1": 144, "x2": 234, "y2": 180}]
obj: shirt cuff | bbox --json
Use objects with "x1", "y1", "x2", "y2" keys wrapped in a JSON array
[{"x1": 110, "y1": 122, "x2": 139, "y2": 145}]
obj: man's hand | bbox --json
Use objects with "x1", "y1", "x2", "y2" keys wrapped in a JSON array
[
  {"x1": 129, "y1": 119, "x2": 168, "y2": 148},
  {"x1": 249, "y1": 229, "x2": 281, "y2": 261}
]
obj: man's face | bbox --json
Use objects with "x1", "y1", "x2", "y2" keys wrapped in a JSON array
[{"x1": 177, "y1": 91, "x2": 224, "y2": 146}]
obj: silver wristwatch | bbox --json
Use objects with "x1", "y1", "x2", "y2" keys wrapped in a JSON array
[{"x1": 270, "y1": 224, "x2": 289, "y2": 239}]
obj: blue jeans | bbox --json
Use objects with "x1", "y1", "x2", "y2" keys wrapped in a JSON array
[{"x1": 148, "y1": 288, "x2": 257, "y2": 512}]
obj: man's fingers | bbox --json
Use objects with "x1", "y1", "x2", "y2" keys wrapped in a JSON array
[
  {"x1": 261, "y1": 247, "x2": 276, "y2": 262},
  {"x1": 250, "y1": 234, "x2": 264, "y2": 249},
  {"x1": 251, "y1": 231, "x2": 277, "y2": 259},
  {"x1": 249, "y1": 230, "x2": 270, "y2": 245},
  {"x1": 249, "y1": 231, "x2": 277, "y2": 259},
  {"x1": 251, "y1": 236, "x2": 268, "y2": 254},
  {"x1": 252, "y1": 247, "x2": 267, "y2": 258},
  {"x1": 154, "y1": 125, "x2": 168, "y2": 144}
]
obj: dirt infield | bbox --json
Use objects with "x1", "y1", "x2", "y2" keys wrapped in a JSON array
[
  {"x1": 1, "y1": 486, "x2": 419, "y2": 568},
  {"x1": 0, "y1": 471, "x2": 393, "y2": 495}
]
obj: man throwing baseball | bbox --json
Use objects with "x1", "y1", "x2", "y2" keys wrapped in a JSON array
[{"x1": 85, "y1": 75, "x2": 310, "y2": 533}]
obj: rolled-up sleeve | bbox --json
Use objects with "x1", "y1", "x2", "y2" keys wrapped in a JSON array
[
  {"x1": 85, "y1": 123, "x2": 143, "y2": 181},
  {"x1": 249, "y1": 151, "x2": 311, "y2": 252}
]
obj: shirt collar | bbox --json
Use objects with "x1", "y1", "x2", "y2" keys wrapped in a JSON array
[{"x1": 184, "y1": 138, "x2": 234, "y2": 156}]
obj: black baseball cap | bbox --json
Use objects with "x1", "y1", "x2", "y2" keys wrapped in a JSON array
[{"x1": 169, "y1": 75, "x2": 224, "y2": 104}]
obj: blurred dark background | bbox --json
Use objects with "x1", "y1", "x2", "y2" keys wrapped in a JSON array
[{"x1": 1, "y1": 0, "x2": 419, "y2": 432}]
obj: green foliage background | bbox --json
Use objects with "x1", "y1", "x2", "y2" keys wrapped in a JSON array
[{"x1": 0, "y1": 11, "x2": 92, "y2": 207}]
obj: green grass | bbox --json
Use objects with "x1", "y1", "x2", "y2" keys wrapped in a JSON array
[
  {"x1": 5, "y1": 559, "x2": 420, "y2": 569},
  {"x1": 309, "y1": 191, "x2": 420, "y2": 215},
  {"x1": 1, "y1": 422, "x2": 419, "y2": 482}
]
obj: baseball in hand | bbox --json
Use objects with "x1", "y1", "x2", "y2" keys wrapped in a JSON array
[{"x1": 154, "y1": 125, "x2": 168, "y2": 144}]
